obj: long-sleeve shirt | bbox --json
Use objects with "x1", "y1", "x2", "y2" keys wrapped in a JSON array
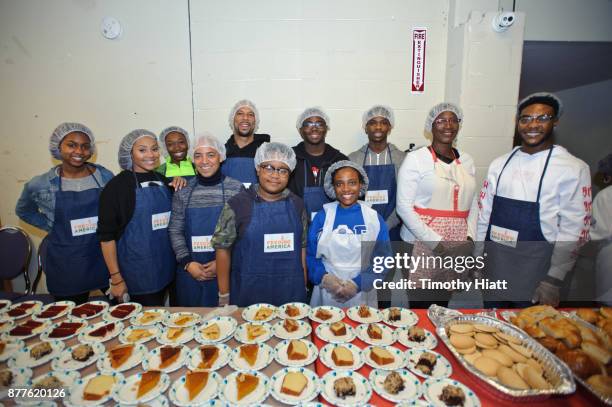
[
  {"x1": 396, "y1": 146, "x2": 477, "y2": 247},
  {"x1": 476, "y1": 145, "x2": 592, "y2": 281},
  {"x1": 168, "y1": 172, "x2": 244, "y2": 268},
  {"x1": 307, "y1": 202, "x2": 392, "y2": 291},
  {"x1": 348, "y1": 143, "x2": 406, "y2": 229}
]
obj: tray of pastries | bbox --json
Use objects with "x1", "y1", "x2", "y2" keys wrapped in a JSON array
[
  {"x1": 431, "y1": 306, "x2": 575, "y2": 401},
  {"x1": 502, "y1": 305, "x2": 612, "y2": 404}
]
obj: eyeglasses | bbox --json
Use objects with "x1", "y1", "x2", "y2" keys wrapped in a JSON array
[
  {"x1": 302, "y1": 121, "x2": 326, "y2": 129},
  {"x1": 259, "y1": 164, "x2": 291, "y2": 177},
  {"x1": 434, "y1": 118, "x2": 461, "y2": 126},
  {"x1": 518, "y1": 114, "x2": 555, "y2": 125}
]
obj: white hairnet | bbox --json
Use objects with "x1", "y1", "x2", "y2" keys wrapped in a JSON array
[
  {"x1": 158, "y1": 126, "x2": 191, "y2": 157},
  {"x1": 49, "y1": 122, "x2": 95, "y2": 160},
  {"x1": 517, "y1": 92, "x2": 563, "y2": 117},
  {"x1": 228, "y1": 99, "x2": 260, "y2": 133},
  {"x1": 424, "y1": 102, "x2": 463, "y2": 132},
  {"x1": 296, "y1": 107, "x2": 330, "y2": 130},
  {"x1": 118, "y1": 129, "x2": 157, "y2": 170},
  {"x1": 192, "y1": 132, "x2": 227, "y2": 162},
  {"x1": 254, "y1": 142, "x2": 297, "y2": 171},
  {"x1": 363, "y1": 105, "x2": 395, "y2": 130},
  {"x1": 324, "y1": 160, "x2": 369, "y2": 200}
]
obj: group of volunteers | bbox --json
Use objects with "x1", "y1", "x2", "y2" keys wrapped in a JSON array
[{"x1": 15, "y1": 92, "x2": 603, "y2": 309}]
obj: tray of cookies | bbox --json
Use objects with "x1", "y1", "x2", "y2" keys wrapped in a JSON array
[{"x1": 430, "y1": 306, "x2": 575, "y2": 401}]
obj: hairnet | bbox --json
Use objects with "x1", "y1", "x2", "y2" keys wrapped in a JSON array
[
  {"x1": 296, "y1": 107, "x2": 330, "y2": 130},
  {"x1": 158, "y1": 126, "x2": 191, "y2": 157},
  {"x1": 254, "y1": 142, "x2": 297, "y2": 171},
  {"x1": 192, "y1": 132, "x2": 227, "y2": 162},
  {"x1": 228, "y1": 99, "x2": 260, "y2": 133},
  {"x1": 363, "y1": 105, "x2": 395, "y2": 130},
  {"x1": 118, "y1": 129, "x2": 157, "y2": 170},
  {"x1": 518, "y1": 92, "x2": 563, "y2": 117},
  {"x1": 49, "y1": 122, "x2": 95, "y2": 160},
  {"x1": 324, "y1": 160, "x2": 369, "y2": 200},
  {"x1": 598, "y1": 153, "x2": 612, "y2": 177},
  {"x1": 424, "y1": 102, "x2": 463, "y2": 132}
]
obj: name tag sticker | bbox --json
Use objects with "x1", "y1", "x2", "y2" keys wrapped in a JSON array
[
  {"x1": 490, "y1": 225, "x2": 519, "y2": 248},
  {"x1": 152, "y1": 211, "x2": 171, "y2": 230},
  {"x1": 365, "y1": 189, "x2": 389, "y2": 205},
  {"x1": 192, "y1": 235, "x2": 214, "y2": 252},
  {"x1": 70, "y1": 216, "x2": 98, "y2": 237},
  {"x1": 264, "y1": 233, "x2": 294, "y2": 253}
]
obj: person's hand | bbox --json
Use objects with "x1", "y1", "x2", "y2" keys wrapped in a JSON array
[
  {"x1": 532, "y1": 281, "x2": 560, "y2": 306},
  {"x1": 186, "y1": 262, "x2": 207, "y2": 281},
  {"x1": 321, "y1": 273, "x2": 343, "y2": 295},
  {"x1": 433, "y1": 241, "x2": 451, "y2": 256},
  {"x1": 218, "y1": 292, "x2": 230, "y2": 307},
  {"x1": 201, "y1": 260, "x2": 217, "y2": 280},
  {"x1": 169, "y1": 177, "x2": 187, "y2": 191},
  {"x1": 335, "y1": 280, "x2": 359, "y2": 303},
  {"x1": 110, "y1": 281, "x2": 128, "y2": 302}
]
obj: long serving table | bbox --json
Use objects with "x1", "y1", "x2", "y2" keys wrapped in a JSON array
[{"x1": 4, "y1": 306, "x2": 606, "y2": 406}]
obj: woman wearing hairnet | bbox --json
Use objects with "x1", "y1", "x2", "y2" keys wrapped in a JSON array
[
  {"x1": 396, "y1": 103, "x2": 477, "y2": 308},
  {"x1": 16, "y1": 123, "x2": 113, "y2": 303},
  {"x1": 155, "y1": 126, "x2": 196, "y2": 178},
  {"x1": 212, "y1": 142, "x2": 308, "y2": 306},
  {"x1": 168, "y1": 133, "x2": 244, "y2": 306},
  {"x1": 308, "y1": 160, "x2": 392, "y2": 307},
  {"x1": 98, "y1": 129, "x2": 186, "y2": 306}
]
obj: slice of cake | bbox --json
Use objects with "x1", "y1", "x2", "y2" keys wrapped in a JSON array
[
  {"x1": 138, "y1": 311, "x2": 160, "y2": 325},
  {"x1": 239, "y1": 344, "x2": 259, "y2": 366},
  {"x1": 109, "y1": 344, "x2": 134, "y2": 369},
  {"x1": 89, "y1": 323, "x2": 115, "y2": 338},
  {"x1": 126, "y1": 328, "x2": 152, "y2": 342},
  {"x1": 185, "y1": 370, "x2": 208, "y2": 401},
  {"x1": 283, "y1": 319, "x2": 299, "y2": 333},
  {"x1": 136, "y1": 371, "x2": 161, "y2": 398},
  {"x1": 30, "y1": 342, "x2": 53, "y2": 360},
  {"x1": 358, "y1": 304, "x2": 371, "y2": 318},
  {"x1": 315, "y1": 308, "x2": 332, "y2": 321},
  {"x1": 174, "y1": 315, "x2": 193, "y2": 326},
  {"x1": 246, "y1": 324, "x2": 265, "y2": 341},
  {"x1": 159, "y1": 346, "x2": 181, "y2": 369},
  {"x1": 285, "y1": 304, "x2": 300, "y2": 317},
  {"x1": 201, "y1": 323, "x2": 220, "y2": 340},
  {"x1": 408, "y1": 326, "x2": 426, "y2": 342},
  {"x1": 384, "y1": 371, "x2": 405, "y2": 394},
  {"x1": 167, "y1": 327, "x2": 184, "y2": 342},
  {"x1": 198, "y1": 346, "x2": 219, "y2": 369},
  {"x1": 367, "y1": 323, "x2": 383, "y2": 340},
  {"x1": 38, "y1": 305, "x2": 67, "y2": 319},
  {"x1": 388, "y1": 307, "x2": 402, "y2": 321},
  {"x1": 332, "y1": 346, "x2": 353, "y2": 366},
  {"x1": 330, "y1": 321, "x2": 347, "y2": 336},
  {"x1": 254, "y1": 307, "x2": 273, "y2": 321},
  {"x1": 236, "y1": 373, "x2": 259, "y2": 401},
  {"x1": 48, "y1": 321, "x2": 84, "y2": 338},
  {"x1": 281, "y1": 371, "x2": 308, "y2": 397},
  {"x1": 439, "y1": 384, "x2": 466, "y2": 406},
  {"x1": 110, "y1": 304, "x2": 135, "y2": 319},
  {"x1": 334, "y1": 377, "x2": 356, "y2": 399},
  {"x1": 371, "y1": 346, "x2": 394, "y2": 365},
  {"x1": 287, "y1": 340, "x2": 308, "y2": 360},
  {"x1": 416, "y1": 352, "x2": 437, "y2": 376},
  {"x1": 83, "y1": 375, "x2": 116, "y2": 401},
  {"x1": 72, "y1": 344, "x2": 94, "y2": 362}
]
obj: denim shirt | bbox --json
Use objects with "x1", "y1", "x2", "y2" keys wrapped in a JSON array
[{"x1": 15, "y1": 164, "x2": 114, "y2": 232}]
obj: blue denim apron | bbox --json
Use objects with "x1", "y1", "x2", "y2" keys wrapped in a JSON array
[
  {"x1": 362, "y1": 145, "x2": 397, "y2": 221},
  {"x1": 230, "y1": 197, "x2": 306, "y2": 306},
  {"x1": 484, "y1": 147, "x2": 555, "y2": 302},
  {"x1": 46, "y1": 167, "x2": 109, "y2": 296},
  {"x1": 221, "y1": 157, "x2": 257, "y2": 187},
  {"x1": 302, "y1": 160, "x2": 331, "y2": 221},
  {"x1": 175, "y1": 182, "x2": 225, "y2": 306},
  {"x1": 117, "y1": 173, "x2": 175, "y2": 295}
]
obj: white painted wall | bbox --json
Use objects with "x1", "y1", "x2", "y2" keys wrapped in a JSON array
[
  {"x1": 190, "y1": 0, "x2": 451, "y2": 153},
  {"x1": 0, "y1": 0, "x2": 192, "y2": 290}
]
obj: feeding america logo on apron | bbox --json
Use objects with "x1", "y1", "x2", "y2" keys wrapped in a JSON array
[
  {"x1": 70, "y1": 216, "x2": 98, "y2": 236},
  {"x1": 264, "y1": 233, "x2": 294, "y2": 253},
  {"x1": 191, "y1": 235, "x2": 214, "y2": 252},
  {"x1": 151, "y1": 211, "x2": 171, "y2": 230}
]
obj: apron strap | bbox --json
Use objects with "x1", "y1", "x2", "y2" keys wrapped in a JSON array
[
  {"x1": 363, "y1": 144, "x2": 394, "y2": 167},
  {"x1": 58, "y1": 164, "x2": 101, "y2": 191},
  {"x1": 536, "y1": 146, "x2": 554, "y2": 203},
  {"x1": 495, "y1": 147, "x2": 521, "y2": 194},
  {"x1": 428, "y1": 146, "x2": 459, "y2": 164}
]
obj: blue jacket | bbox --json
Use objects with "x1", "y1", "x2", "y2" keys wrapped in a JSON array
[{"x1": 15, "y1": 164, "x2": 114, "y2": 232}]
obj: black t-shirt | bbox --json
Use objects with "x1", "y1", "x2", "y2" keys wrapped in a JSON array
[
  {"x1": 224, "y1": 134, "x2": 270, "y2": 158},
  {"x1": 97, "y1": 170, "x2": 172, "y2": 242}
]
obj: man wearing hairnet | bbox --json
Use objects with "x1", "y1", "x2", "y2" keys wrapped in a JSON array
[
  {"x1": 16, "y1": 123, "x2": 113, "y2": 303},
  {"x1": 308, "y1": 160, "x2": 392, "y2": 306},
  {"x1": 221, "y1": 100, "x2": 270, "y2": 188},
  {"x1": 168, "y1": 133, "x2": 244, "y2": 306},
  {"x1": 476, "y1": 92, "x2": 592, "y2": 307},
  {"x1": 212, "y1": 142, "x2": 308, "y2": 306},
  {"x1": 349, "y1": 105, "x2": 406, "y2": 240},
  {"x1": 156, "y1": 126, "x2": 196, "y2": 178},
  {"x1": 289, "y1": 107, "x2": 348, "y2": 221},
  {"x1": 98, "y1": 129, "x2": 186, "y2": 306}
]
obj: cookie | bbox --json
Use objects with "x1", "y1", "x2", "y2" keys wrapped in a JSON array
[
  {"x1": 497, "y1": 366, "x2": 530, "y2": 390},
  {"x1": 449, "y1": 324, "x2": 474, "y2": 335},
  {"x1": 482, "y1": 349, "x2": 513, "y2": 367},
  {"x1": 499, "y1": 344, "x2": 527, "y2": 363},
  {"x1": 450, "y1": 334, "x2": 475, "y2": 350},
  {"x1": 473, "y1": 356, "x2": 501, "y2": 377}
]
